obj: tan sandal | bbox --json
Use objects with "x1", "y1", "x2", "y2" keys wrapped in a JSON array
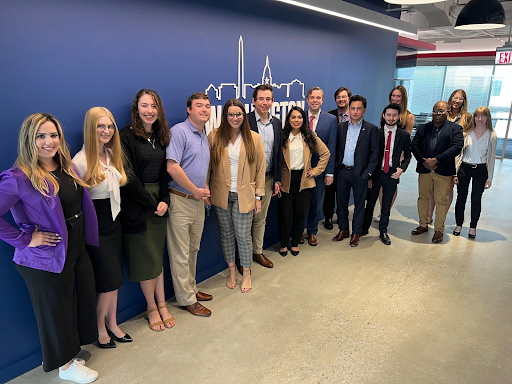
[
  {"x1": 241, "y1": 268, "x2": 252, "y2": 293},
  {"x1": 145, "y1": 308, "x2": 164, "y2": 332},
  {"x1": 226, "y1": 265, "x2": 236, "y2": 289},
  {"x1": 157, "y1": 302, "x2": 176, "y2": 328}
]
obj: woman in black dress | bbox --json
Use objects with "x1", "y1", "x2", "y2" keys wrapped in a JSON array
[
  {"x1": 120, "y1": 89, "x2": 174, "y2": 332},
  {"x1": 73, "y1": 107, "x2": 132, "y2": 348}
]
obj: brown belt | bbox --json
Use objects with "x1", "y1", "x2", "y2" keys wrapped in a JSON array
[{"x1": 169, "y1": 188, "x2": 196, "y2": 200}]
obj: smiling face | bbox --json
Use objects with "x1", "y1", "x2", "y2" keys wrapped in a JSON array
[
  {"x1": 390, "y1": 90, "x2": 402, "y2": 105},
  {"x1": 335, "y1": 90, "x2": 350, "y2": 110},
  {"x1": 253, "y1": 89, "x2": 273, "y2": 116},
  {"x1": 96, "y1": 115, "x2": 115, "y2": 146},
  {"x1": 187, "y1": 98, "x2": 211, "y2": 127},
  {"x1": 227, "y1": 105, "x2": 244, "y2": 130},
  {"x1": 35, "y1": 121, "x2": 60, "y2": 162},
  {"x1": 289, "y1": 110, "x2": 303, "y2": 130},
  {"x1": 383, "y1": 108, "x2": 400, "y2": 127},
  {"x1": 433, "y1": 101, "x2": 448, "y2": 125},
  {"x1": 137, "y1": 93, "x2": 158, "y2": 128},
  {"x1": 349, "y1": 101, "x2": 366, "y2": 123},
  {"x1": 307, "y1": 90, "x2": 324, "y2": 113},
  {"x1": 451, "y1": 91, "x2": 464, "y2": 111}
]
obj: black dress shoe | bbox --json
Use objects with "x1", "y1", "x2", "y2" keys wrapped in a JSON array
[
  {"x1": 360, "y1": 229, "x2": 369, "y2": 237},
  {"x1": 379, "y1": 233, "x2": 391, "y2": 245},
  {"x1": 291, "y1": 249, "x2": 299, "y2": 256},
  {"x1": 323, "y1": 217, "x2": 333, "y2": 230},
  {"x1": 97, "y1": 338, "x2": 116, "y2": 349},
  {"x1": 107, "y1": 327, "x2": 133, "y2": 343}
]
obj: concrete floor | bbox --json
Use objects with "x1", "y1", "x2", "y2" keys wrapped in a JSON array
[{"x1": 10, "y1": 159, "x2": 512, "y2": 384}]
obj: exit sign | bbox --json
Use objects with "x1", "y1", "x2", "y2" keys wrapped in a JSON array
[{"x1": 496, "y1": 48, "x2": 512, "y2": 65}]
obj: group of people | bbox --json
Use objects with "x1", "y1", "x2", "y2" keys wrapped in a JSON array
[{"x1": 0, "y1": 84, "x2": 497, "y2": 383}]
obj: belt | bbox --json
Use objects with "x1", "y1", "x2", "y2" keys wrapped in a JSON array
[
  {"x1": 65, "y1": 211, "x2": 82, "y2": 222},
  {"x1": 462, "y1": 162, "x2": 486, "y2": 169},
  {"x1": 169, "y1": 188, "x2": 196, "y2": 200},
  {"x1": 341, "y1": 164, "x2": 354, "y2": 170}
]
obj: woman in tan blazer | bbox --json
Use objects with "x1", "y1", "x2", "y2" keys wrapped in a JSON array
[
  {"x1": 278, "y1": 106, "x2": 330, "y2": 256},
  {"x1": 207, "y1": 99, "x2": 266, "y2": 293}
]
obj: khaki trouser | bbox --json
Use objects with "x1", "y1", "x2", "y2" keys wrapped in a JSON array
[
  {"x1": 252, "y1": 174, "x2": 273, "y2": 254},
  {"x1": 418, "y1": 172, "x2": 453, "y2": 232},
  {"x1": 166, "y1": 193, "x2": 205, "y2": 306}
]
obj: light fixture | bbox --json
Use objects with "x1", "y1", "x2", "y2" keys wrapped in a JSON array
[
  {"x1": 385, "y1": 0, "x2": 445, "y2": 4},
  {"x1": 273, "y1": 0, "x2": 417, "y2": 36},
  {"x1": 455, "y1": 0, "x2": 506, "y2": 30}
]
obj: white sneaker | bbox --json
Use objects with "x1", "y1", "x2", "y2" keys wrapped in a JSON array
[{"x1": 59, "y1": 361, "x2": 98, "y2": 383}]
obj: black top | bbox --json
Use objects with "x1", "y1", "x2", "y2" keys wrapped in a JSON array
[
  {"x1": 139, "y1": 134, "x2": 166, "y2": 183},
  {"x1": 119, "y1": 127, "x2": 170, "y2": 234},
  {"x1": 52, "y1": 167, "x2": 83, "y2": 218}
]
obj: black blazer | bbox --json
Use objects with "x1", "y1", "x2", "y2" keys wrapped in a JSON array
[
  {"x1": 411, "y1": 120, "x2": 463, "y2": 176},
  {"x1": 335, "y1": 119, "x2": 380, "y2": 182},
  {"x1": 119, "y1": 126, "x2": 170, "y2": 234},
  {"x1": 373, "y1": 127, "x2": 411, "y2": 185},
  {"x1": 247, "y1": 111, "x2": 283, "y2": 183}
]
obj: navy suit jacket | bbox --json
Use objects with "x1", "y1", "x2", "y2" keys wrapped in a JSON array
[
  {"x1": 247, "y1": 111, "x2": 283, "y2": 182},
  {"x1": 373, "y1": 127, "x2": 411, "y2": 185},
  {"x1": 335, "y1": 119, "x2": 380, "y2": 182},
  {"x1": 411, "y1": 120, "x2": 463, "y2": 176},
  {"x1": 308, "y1": 110, "x2": 337, "y2": 175}
]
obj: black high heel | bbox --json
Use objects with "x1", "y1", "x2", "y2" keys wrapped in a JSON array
[
  {"x1": 291, "y1": 250, "x2": 299, "y2": 256},
  {"x1": 106, "y1": 326, "x2": 133, "y2": 343},
  {"x1": 279, "y1": 249, "x2": 288, "y2": 257},
  {"x1": 97, "y1": 338, "x2": 116, "y2": 349},
  {"x1": 453, "y1": 229, "x2": 461, "y2": 236}
]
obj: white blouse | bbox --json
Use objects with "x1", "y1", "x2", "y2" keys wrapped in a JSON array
[
  {"x1": 228, "y1": 133, "x2": 242, "y2": 193},
  {"x1": 73, "y1": 147, "x2": 122, "y2": 220},
  {"x1": 462, "y1": 130, "x2": 490, "y2": 164},
  {"x1": 289, "y1": 132, "x2": 304, "y2": 170}
]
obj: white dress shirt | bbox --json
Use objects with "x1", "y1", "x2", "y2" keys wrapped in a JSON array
[
  {"x1": 462, "y1": 130, "x2": 490, "y2": 164},
  {"x1": 228, "y1": 133, "x2": 242, "y2": 192},
  {"x1": 289, "y1": 132, "x2": 304, "y2": 170},
  {"x1": 308, "y1": 110, "x2": 321, "y2": 132},
  {"x1": 382, "y1": 125, "x2": 397, "y2": 170},
  {"x1": 73, "y1": 147, "x2": 122, "y2": 220}
]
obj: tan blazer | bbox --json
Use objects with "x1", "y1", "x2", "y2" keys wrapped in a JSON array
[
  {"x1": 207, "y1": 130, "x2": 266, "y2": 213},
  {"x1": 280, "y1": 132, "x2": 330, "y2": 193}
]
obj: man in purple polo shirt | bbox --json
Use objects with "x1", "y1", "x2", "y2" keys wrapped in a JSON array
[{"x1": 166, "y1": 92, "x2": 213, "y2": 317}]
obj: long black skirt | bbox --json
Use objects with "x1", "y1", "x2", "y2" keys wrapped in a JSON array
[
  {"x1": 88, "y1": 198, "x2": 124, "y2": 293},
  {"x1": 16, "y1": 214, "x2": 97, "y2": 372}
]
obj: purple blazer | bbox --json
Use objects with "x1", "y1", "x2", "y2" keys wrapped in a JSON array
[{"x1": 0, "y1": 167, "x2": 99, "y2": 273}]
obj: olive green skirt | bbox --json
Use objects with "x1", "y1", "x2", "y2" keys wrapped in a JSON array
[{"x1": 124, "y1": 183, "x2": 167, "y2": 281}]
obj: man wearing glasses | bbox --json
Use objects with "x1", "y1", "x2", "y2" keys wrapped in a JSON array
[{"x1": 411, "y1": 101, "x2": 463, "y2": 243}]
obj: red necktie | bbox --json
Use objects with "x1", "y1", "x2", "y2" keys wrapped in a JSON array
[
  {"x1": 384, "y1": 130, "x2": 392, "y2": 173},
  {"x1": 309, "y1": 115, "x2": 315, "y2": 131}
]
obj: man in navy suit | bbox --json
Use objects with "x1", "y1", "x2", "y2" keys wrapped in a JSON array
[
  {"x1": 332, "y1": 95, "x2": 379, "y2": 247},
  {"x1": 246, "y1": 84, "x2": 282, "y2": 268},
  {"x1": 325, "y1": 86, "x2": 352, "y2": 230},
  {"x1": 303, "y1": 86, "x2": 337, "y2": 246},
  {"x1": 411, "y1": 100, "x2": 463, "y2": 243},
  {"x1": 361, "y1": 103, "x2": 411, "y2": 245}
]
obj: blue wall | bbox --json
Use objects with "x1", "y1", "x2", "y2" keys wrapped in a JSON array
[{"x1": 0, "y1": 0, "x2": 398, "y2": 381}]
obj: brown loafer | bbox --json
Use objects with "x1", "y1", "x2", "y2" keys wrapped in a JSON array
[
  {"x1": 253, "y1": 253, "x2": 273, "y2": 268},
  {"x1": 299, "y1": 234, "x2": 305, "y2": 244},
  {"x1": 411, "y1": 226, "x2": 428, "y2": 235},
  {"x1": 432, "y1": 230, "x2": 443, "y2": 243},
  {"x1": 349, "y1": 234, "x2": 359, "y2": 247},
  {"x1": 308, "y1": 234, "x2": 318, "y2": 246},
  {"x1": 332, "y1": 230, "x2": 349, "y2": 242},
  {"x1": 180, "y1": 302, "x2": 211, "y2": 317},
  {"x1": 196, "y1": 292, "x2": 213, "y2": 301}
]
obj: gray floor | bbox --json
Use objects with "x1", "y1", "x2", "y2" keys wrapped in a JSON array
[{"x1": 10, "y1": 159, "x2": 512, "y2": 384}]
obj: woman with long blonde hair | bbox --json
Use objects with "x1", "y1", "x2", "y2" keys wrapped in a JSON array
[
  {"x1": 73, "y1": 107, "x2": 132, "y2": 349},
  {"x1": 0, "y1": 113, "x2": 100, "y2": 383},
  {"x1": 208, "y1": 99, "x2": 266, "y2": 293},
  {"x1": 389, "y1": 85, "x2": 415, "y2": 135},
  {"x1": 453, "y1": 106, "x2": 497, "y2": 238}
]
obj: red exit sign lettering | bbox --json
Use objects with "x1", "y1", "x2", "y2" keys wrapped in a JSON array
[{"x1": 496, "y1": 49, "x2": 512, "y2": 65}]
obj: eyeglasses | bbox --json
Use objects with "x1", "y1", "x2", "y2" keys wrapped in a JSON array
[
  {"x1": 474, "y1": 114, "x2": 487, "y2": 120},
  {"x1": 452, "y1": 97, "x2": 464, "y2": 102},
  {"x1": 97, "y1": 124, "x2": 115, "y2": 131},
  {"x1": 227, "y1": 113, "x2": 243, "y2": 119},
  {"x1": 433, "y1": 110, "x2": 446, "y2": 114}
]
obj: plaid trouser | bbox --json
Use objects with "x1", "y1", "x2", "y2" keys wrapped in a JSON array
[{"x1": 214, "y1": 192, "x2": 253, "y2": 268}]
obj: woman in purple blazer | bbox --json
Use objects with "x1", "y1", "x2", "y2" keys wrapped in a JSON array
[{"x1": 0, "y1": 113, "x2": 100, "y2": 384}]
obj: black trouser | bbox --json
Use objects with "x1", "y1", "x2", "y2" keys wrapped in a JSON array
[
  {"x1": 323, "y1": 181, "x2": 336, "y2": 219},
  {"x1": 278, "y1": 170, "x2": 314, "y2": 248},
  {"x1": 336, "y1": 167, "x2": 367, "y2": 235},
  {"x1": 363, "y1": 171, "x2": 397, "y2": 234},
  {"x1": 455, "y1": 163, "x2": 488, "y2": 228}
]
